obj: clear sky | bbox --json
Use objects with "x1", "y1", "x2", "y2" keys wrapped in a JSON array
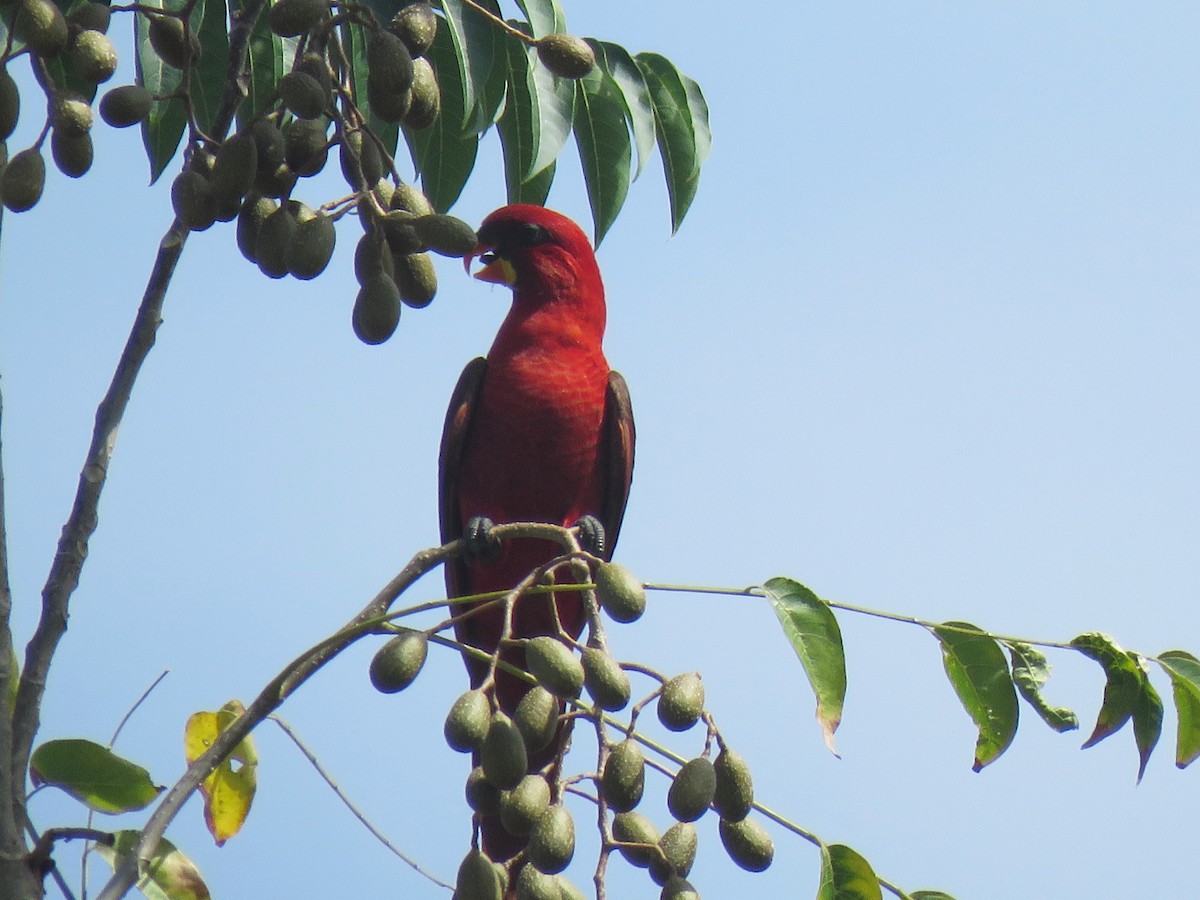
[{"x1": 2, "y1": 2, "x2": 1199, "y2": 898}]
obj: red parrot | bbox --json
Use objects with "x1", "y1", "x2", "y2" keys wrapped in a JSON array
[{"x1": 439, "y1": 204, "x2": 635, "y2": 862}]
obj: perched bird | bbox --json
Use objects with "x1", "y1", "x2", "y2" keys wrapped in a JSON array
[{"x1": 439, "y1": 204, "x2": 635, "y2": 862}]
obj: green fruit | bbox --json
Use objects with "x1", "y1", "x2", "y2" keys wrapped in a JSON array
[
  {"x1": 481, "y1": 711, "x2": 527, "y2": 791},
  {"x1": 279, "y1": 70, "x2": 328, "y2": 120},
  {"x1": 255, "y1": 203, "x2": 299, "y2": 277},
  {"x1": 659, "y1": 874, "x2": 700, "y2": 900},
  {"x1": 499, "y1": 774, "x2": 550, "y2": 837},
  {"x1": 390, "y1": 181, "x2": 433, "y2": 216},
  {"x1": 410, "y1": 213, "x2": 477, "y2": 258},
  {"x1": 268, "y1": 0, "x2": 327, "y2": 38},
  {"x1": 455, "y1": 848, "x2": 502, "y2": 900},
  {"x1": 283, "y1": 115, "x2": 329, "y2": 176},
  {"x1": 381, "y1": 210, "x2": 422, "y2": 254},
  {"x1": 352, "y1": 274, "x2": 401, "y2": 344},
  {"x1": 251, "y1": 118, "x2": 286, "y2": 172},
  {"x1": 0, "y1": 147, "x2": 44, "y2": 212},
  {"x1": 514, "y1": 866, "x2": 561, "y2": 900},
  {"x1": 51, "y1": 94, "x2": 93, "y2": 137},
  {"x1": 390, "y1": 0, "x2": 437, "y2": 57},
  {"x1": 526, "y1": 804, "x2": 574, "y2": 875},
  {"x1": 667, "y1": 757, "x2": 716, "y2": 823},
  {"x1": 404, "y1": 57, "x2": 439, "y2": 129},
  {"x1": 353, "y1": 229, "x2": 394, "y2": 285},
  {"x1": 535, "y1": 33, "x2": 595, "y2": 79},
  {"x1": 69, "y1": 29, "x2": 117, "y2": 84},
  {"x1": 148, "y1": 16, "x2": 198, "y2": 69},
  {"x1": 170, "y1": 169, "x2": 215, "y2": 231},
  {"x1": 288, "y1": 211, "x2": 336, "y2": 280},
  {"x1": 594, "y1": 562, "x2": 645, "y2": 623},
  {"x1": 67, "y1": 2, "x2": 111, "y2": 33},
  {"x1": 444, "y1": 689, "x2": 491, "y2": 753},
  {"x1": 611, "y1": 811, "x2": 658, "y2": 868},
  {"x1": 99, "y1": 84, "x2": 151, "y2": 128},
  {"x1": 558, "y1": 878, "x2": 586, "y2": 900},
  {"x1": 464, "y1": 766, "x2": 501, "y2": 816},
  {"x1": 236, "y1": 193, "x2": 277, "y2": 264},
  {"x1": 0, "y1": 69, "x2": 20, "y2": 141},
  {"x1": 525, "y1": 637, "x2": 583, "y2": 700},
  {"x1": 50, "y1": 129, "x2": 92, "y2": 178},
  {"x1": 650, "y1": 822, "x2": 698, "y2": 886},
  {"x1": 512, "y1": 685, "x2": 559, "y2": 754},
  {"x1": 657, "y1": 673, "x2": 704, "y2": 732},
  {"x1": 712, "y1": 748, "x2": 754, "y2": 822},
  {"x1": 718, "y1": 816, "x2": 773, "y2": 873},
  {"x1": 368, "y1": 629, "x2": 428, "y2": 693},
  {"x1": 600, "y1": 738, "x2": 644, "y2": 813},
  {"x1": 582, "y1": 646, "x2": 630, "y2": 711},
  {"x1": 394, "y1": 250, "x2": 437, "y2": 308},
  {"x1": 209, "y1": 131, "x2": 258, "y2": 207},
  {"x1": 339, "y1": 128, "x2": 382, "y2": 188},
  {"x1": 15, "y1": 0, "x2": 68, "y2": 58},
  {"x1": 367, "y1": 30, "x2": 414, "y2": 96},
  {"x1": 253, "y1": 161, "x2": 295, "y2": 199}
]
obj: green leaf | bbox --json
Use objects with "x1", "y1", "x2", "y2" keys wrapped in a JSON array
[
  {"x1": 0, "y1": 5, "x2": 26, "y2": 55},
  {"x1": 94, "y1": 831, "x2": 211, "y2": 900},
  {"x1": 342, "y1": 19, "x2": 399, "y2": 159},
  {"x1": 635, "y1": 52, "x2": 702, "y2": 233},
  {"x1": 136, "y1": 0, "x2": 188, "y2": 183},
  {"x1": 525, "y1": 39, "x2": 574, "y2": 179},
  {"x1": 190, "y1": 0, "x2": 230, "y2": 135},
  {"x1": 30, "y1": 739, "x2": 164, "y2": 814},
  {"x1": 441, "y1": 0, "x2": 502, "y2": 132},
  {"x1": 932, "y1": 621, "x2": 1018, "y2": 771},
  {"x1": 817, "y1": 843, "x2": 883, "y2": 900},
  {"x1": 762, "y1": 577, "x2": 846, "y2": 755},
  {"x1": 911, "y1": 892, "x2": 959, "y2": 900},
  {"x1": 1155, "y1": 650, "x2": 1200, "y2": 768},
  {"x1": 235, "y1": 0, "x2": 291, "y2": 126},
  {"x1": 185, "y1": 700, "x2": 258, "y2": 846},
  {"x1": 1071, "y1": 632, "x2": 1140, "y2": 749},
  {"x1": 1131, "y1": 662, "x2": 1163, "y2": 782},
  {"x1": 589, "y1": 40, "x2": 656, "y2": 180},
  {"x1": 515, "y1": 0, "x2": 564, "y2": 38},
  {"x1": 1006, "y1": 641, "x2": 1079, "y2": 733},
  {"x1": 573, "y1": 65, "x2": 631, "y2": 245},
  {"x1": 496, "y1": 25, "x2": 549, "y2": 204},
  {"x1": 403, "y1": 14, "x2": 479, "y2": 211}
]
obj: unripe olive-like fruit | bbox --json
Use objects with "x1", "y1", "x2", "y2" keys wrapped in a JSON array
[
  {"x1": 99, "y1": 84, "x2": 151, "y2": 128},
  {"x1": 410, "y1": 213, "x2": 477, "y2": 258},
  {"x1": 209, "y1": 132, "x2": 258, "y2": 207},
  {"x1": 352, "y1": 273, "x2": 402, "y2": 345},
  {"x1": 444, "y1": 689, "x2": 490, "y2": 753},
  {"x1": 254, "y1": 161, "x2": 295, "y2": 199},
  {"x1": 527, "y1": 804, "x2": 575, "y2": 875},
  {"x1": 52, "y1": 94, "x2": 93, "y2": 138},
  {"x1": 595, "y1": 561, "x2": 646, "y2": 623},
  {"x1": 269, "y1": 0, "x2": 327, "y2": 38},
  {"x1": 657, "y1": 673, "x2": 704, "y2": 732},
  {"x1": 339, "y1": 128, "x2": 383, "y2": 188},
  {"x1": 514, "y1": 866, "x2": 561, "y2": 900},
  {"x1": 600, "y1": 738, "x2": 644, "y2": 813},
  {"x1": 481, "y1": 711, "x2": 527, "y2": 791},
  {"x1": 170, "y1": 169, "x2": 216, "y2": 231},
  {"x1": 611, "y1": 811, "x2": 658, "y2": 868},
  {"x1": 367, "y1": 30, "x2": 414, "y2": 96},
  {"x1": 0, "y1": 69, "x2": 20, "y2": 142},
  {"x1": 667, "y1": 757, "x2": 716, "y2": 823},
  {"x1": 16, "y1": 0, "x2": 69, "y2": 58},
  {"x1": 353, "y1": 229, "x2": 394, "y2": 285},
  {"x1": 368, "y1": 629, "x2": 428, "y2": 693},
  {"x1": 381, "y1": 210, "x2": 422, "y2": 254},
  {"x1": 465, "y1": 765, "x2": 501, "y2": 816},
  {"x1": 525, "y1": 636, "x2": 583, "y2": 700},
  {"x1": 659, "y1": 875, "x2": 701, "y2": 900},
  {"x1": 404, "y1": 57, "x2": 439, "y2": 129},
  {"x1": 283, "y1": 115, "x2": 329, "y2": 176},
  {"x1": 51, "y1": 129, "x2": 92, "y2": 177},
  {"x1": 390, "y1": 181, "x2": 434, "y2": 216},
  {"x1": 394, "y1": 250, "x2": 437, "y2": 308},
  {"x1": 279, "y1": 70, "x2": 328, "y2": 120},
  {"x1": 390, "y1": 0, "x2": 437, "y2": 57},
  {"x1": 535, "y1": 33, "x2": 595, "y2": 79},
  {"x1": 650, "y1": 822, "x2": 698, "y2": 886},
  {"x1": 288, "y1": 211, "x2": 336, "y2": 280},
  {"x1": 499, "y1": 774, "x2": 551, "y2": 837},
  {"x1": 148, "y1": 16, "x2": 199, "y2": 70},
  {"x1": 67, "y1": 2, "x2": 111, "y2": 33},
  {"x1": 456, "y1": 848, "x2": 502, "y2": 900},
  {"x1": 582, "y1": 646, "x2": 631, "y2": 711},
  {"x1": 237, "y1": 193, "x2": 277, "y2": 264},
  {"x1": 69, "y1": 30, "x2": 117, "y2": 84},
  {"x1": 0, "y1": 147, "x2": 44, "y2": 212},
  {"x1": 251, "y1": 118, "x2": 286, "y2": 172},
  {"x1": 255, "y1": 203, "x2": 299, "y2": 277},
  {"x1": 718, "y1": 816, "x2": 774, "y2": 872},
  {"x1": 712, "y1": 748, "x2": 754, "y2": 822},
  {"x1": 513, "y1": 685, "x2": 558, "y2": 755}
]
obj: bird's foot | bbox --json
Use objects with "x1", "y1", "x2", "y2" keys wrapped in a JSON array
[
  {"x1": 573, "y1": 515, "x2": 607, "y2": 558},
  {"x1": 463, "y1": 516, "x2": 504, "y2": 563}
]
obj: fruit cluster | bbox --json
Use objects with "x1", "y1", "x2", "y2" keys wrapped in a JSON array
[{"x1": 368, "y1": 558, "x2": 775, "y2": 899}]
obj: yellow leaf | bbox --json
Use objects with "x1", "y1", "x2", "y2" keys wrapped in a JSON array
[{"x1": 184, "y1": 700, "x2": 257, "y2": 846}]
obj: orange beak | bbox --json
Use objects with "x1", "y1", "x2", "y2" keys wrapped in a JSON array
[{"x1": 464, "y1": 246, "x2": 517, "y2": 286}]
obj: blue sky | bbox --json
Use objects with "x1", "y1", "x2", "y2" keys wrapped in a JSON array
[{"x1": 3, "y1": 2, "x2": 1199, "y2": 898}]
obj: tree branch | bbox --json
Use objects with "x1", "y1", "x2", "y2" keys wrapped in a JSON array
[{"x1": 0, "y1": 383, "x2": 25, "y2": 884}]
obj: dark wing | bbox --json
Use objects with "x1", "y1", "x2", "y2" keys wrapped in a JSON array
[
  {"x1": 600, "y1": 370, "x2": 636, "y2": 560},
  {"x1": 439, "y1": 357, "x2": 488, "y2": 597}
]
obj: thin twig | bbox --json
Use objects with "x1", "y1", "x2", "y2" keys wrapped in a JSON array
[
  {"x1": 269, "y1": 716, "x2": 453, "y2": 891},
  {"x1": 0, "y1": 382, "x2": 23, "y2": 886}
]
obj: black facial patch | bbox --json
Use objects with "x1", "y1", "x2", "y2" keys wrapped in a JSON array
[{"x1": 477, "y1": 219, "x2": 552, "y2": 251}]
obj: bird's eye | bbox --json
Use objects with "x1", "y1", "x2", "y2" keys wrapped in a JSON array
[
  {"x1": 511, "y1": 222, "x2": 550, "y2": 247},
  {"x1": 480, "y1": 251, "x2": 499, "y2": 265}
]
